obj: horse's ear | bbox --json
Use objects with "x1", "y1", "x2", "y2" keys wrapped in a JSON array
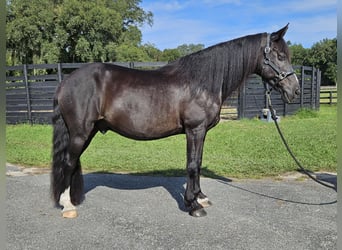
[{"x1": 271, "y1": 23, "x2": 289, "y2": 41}]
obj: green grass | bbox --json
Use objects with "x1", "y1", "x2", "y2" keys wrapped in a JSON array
[{"x1": 6, "y1": 106, "x2": 336, "y2": 179}]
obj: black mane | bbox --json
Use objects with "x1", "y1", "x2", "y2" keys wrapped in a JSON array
[{"x1": 163, "y1": 33, "x2": 265, "y2": 100}]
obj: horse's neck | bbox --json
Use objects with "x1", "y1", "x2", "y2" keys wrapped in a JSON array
[
  {"x1": 173, "y1": 34, "x2": 262, "y2": 103},
  {"x1": 220, "y1": 64, "x2": 253, "y2": 102},
  {"x1": 220, "y1": 37, "x2": 261, "y2": 102}
]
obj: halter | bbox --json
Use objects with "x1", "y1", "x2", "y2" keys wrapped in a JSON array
[{"x1": 263, "y1": 34, "x2": 295, "y2": 82}]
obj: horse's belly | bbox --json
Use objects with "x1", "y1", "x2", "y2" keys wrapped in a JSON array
[
  {"x1": 102, "y1": 87, "x2": 185, "y2": 139},
  {"x1": 106, "y1": 110, "x2": 183, "y2": 140}
]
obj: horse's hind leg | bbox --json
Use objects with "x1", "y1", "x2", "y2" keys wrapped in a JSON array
[
  {"x1": 58, "y1": 130, "x2": 96, "y2": 218},
  {"x1": 57, "y1": 135, "x2": 85, "y2": 218}
]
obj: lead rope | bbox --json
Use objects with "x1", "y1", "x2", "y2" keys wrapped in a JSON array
[{"x1": 265, "y1": 91, "x2": 336, "y2": 191}]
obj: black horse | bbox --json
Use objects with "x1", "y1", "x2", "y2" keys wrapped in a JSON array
[{"x1": 51, "y1": 25, "x2": 300, "y2": 218}]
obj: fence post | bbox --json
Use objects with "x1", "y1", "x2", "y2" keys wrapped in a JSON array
[
  {"x1": 311, "y1": 66, "x2": 315, "y2": 109},
  {"x1": 57, "y1": 63, "x2": 63, "y2": 83},
  {"x1": 300, "y1": 66, "x2": 304, "y2": 108},
  {"x1": 23, "y1": 64, "x2": 32, "y2": 124},
  {"x1": 329, "y1": 91, "x2": 333, "y2": 105},
  {"x1": 238, "y1": 84, "x2": 245, "y2": 119},
  {"x1": 283, "y1": 103, "x2": 287, "y2": 116},
  {"x1": 317, "y1": 69, "x2": 321, "y2": 110}
]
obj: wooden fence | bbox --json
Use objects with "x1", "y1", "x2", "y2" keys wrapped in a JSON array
[
  {"x1": 5, "y1": 62, "x2": 167, "y2": 124},
  {"x1": 5, "y1": 63, "x2": 321, "y2": 124},
  {"x1": 320, "y1": 88, "x2": 337, "y2": 105},
  {"x1": 236, "y1": 65, "x2": 321, "y2": 119}
]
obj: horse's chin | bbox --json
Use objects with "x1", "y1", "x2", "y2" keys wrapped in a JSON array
[
  {"x1": 280, "y1": 90, "x2": 292, "y2": 103},
  {"x1": 266, "y1": 81, "x2": 292, "y2": 103},
  {"x1": 268, "y1": 82, "x2": 292, "y2": 103}
]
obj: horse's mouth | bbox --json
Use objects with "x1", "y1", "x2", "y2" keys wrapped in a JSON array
[
  {"x1": 281, "y1": 90, "x2": 291, "y2": 103},
  {"x1": 272, "y1": 86, "x2": 292, "y2": 103},
  {"x1": 266, "y1": 78, "x2": 298, "y2": 104}
]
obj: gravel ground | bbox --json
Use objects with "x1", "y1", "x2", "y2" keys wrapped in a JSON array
[{"x1": 6, "y1": 165, "x2": 337, "y2": 250}]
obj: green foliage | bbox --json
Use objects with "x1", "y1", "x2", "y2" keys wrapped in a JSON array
[
  {"x1": 160, "y1": 44, "x2": 205, "y2": 62},
  {"x1": 6, "y1": 0, "x2": 55, "y2": 64},
  {"x1": 141, "y1": 43, "x2": 162, "y2": 61},
  {"x1": 6, "y1": 0, "x2": 153, "y2": 64},
  {"x1": 114, "y1": 44, "x2": 150, "y2": 62},
  {"x1": 289, "y1": 38, "x2": 337, "y2": 86},
  {"x1": 289, "y1": 43, "x2": 310, "y2": 66},
  {"x1": 6, "y1": 0, "x2": 204, "y2": 64},
  {"x1": 176, "y1": 44, "x2": 205, "y2": 57},
  {"x1": 309, "y1": 38, "x2": 337, "y2": 86},
  {"x1": 160, "y1": 49, "x2": 181, "y2": 62}
]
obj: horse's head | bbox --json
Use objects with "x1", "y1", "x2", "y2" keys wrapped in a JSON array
[{"x1": 258, "y1": 24, "x2": 300, "y2": 103}]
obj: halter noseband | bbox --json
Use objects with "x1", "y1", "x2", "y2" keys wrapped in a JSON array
[{"x1": 263, "y1": 34, "x2": 295, "y2": 81}]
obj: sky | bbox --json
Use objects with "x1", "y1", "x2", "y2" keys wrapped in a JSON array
[{"x1": 140, "y1": 0, "x2": 337, "y2": 50}]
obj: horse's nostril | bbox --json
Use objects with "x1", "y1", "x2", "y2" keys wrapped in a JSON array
[{"x1": 295, "y1": 89, "x2": 301, "y2": 96}]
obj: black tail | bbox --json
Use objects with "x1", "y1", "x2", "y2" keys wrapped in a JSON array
[{"x1": 51, "y1": 99, "x2": 84, "y2": 205}]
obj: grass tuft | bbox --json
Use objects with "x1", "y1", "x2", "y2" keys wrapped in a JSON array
[{"x1": 294, "y1": 108, "x2": 319, "y2": 119}]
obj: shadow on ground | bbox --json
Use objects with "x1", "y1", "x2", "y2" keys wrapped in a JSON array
[
  {"x1": 83, "y1": 167, "x2": 232, "y2": 213},
  {"x1": 83, "y1": 167, "x2": 337, "y2": 214}
]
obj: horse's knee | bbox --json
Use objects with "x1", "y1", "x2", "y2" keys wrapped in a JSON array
[
  {"x1": 69, "y1": 136, "x2": 86, "y2": 155},
  {"x1": 187, "y1": 161, "x2": 199, "y2": 177},
  {"x1": 64, "y1": 136, "x2": 86, "y2": 168}
]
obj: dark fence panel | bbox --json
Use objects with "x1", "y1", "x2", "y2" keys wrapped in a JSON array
[
  {"x1": 6, "y1": 63, "x2": 321, "y2": 124},
  {"x1": 5, "y1": 62, "x2": 166, "y2": 124},
  {"x1": 6, "y1": 64, "x2": 61, "y2": 124},
  {"x1": 235, "y1": 66, "x2": 321, "y2": 119}
]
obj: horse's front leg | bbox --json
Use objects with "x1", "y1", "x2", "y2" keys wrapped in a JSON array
[{"x1": 184, "y1": 127, "x2": 212, "y2": 217}]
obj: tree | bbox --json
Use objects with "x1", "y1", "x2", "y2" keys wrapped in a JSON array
[
  {"x1": 308, "y1": 38, "x2": 337, "y2": 86},
  {"x1": 141, "y1": 43, "x2": 162, "y2": 61},
  {"x1": 176, "y1": 44, "x2": 205, "y2": 57},
  {"x1": 289, "y1": 38, "x2": 336, "y2": 86},
  {"x1": 289, "y1": 43, "x2": 310, "y2": 66},
  {"x1": 160, "y1": 49, "x2": 181, "y2": 62},
  {"x1": 6, "y1": 0, "x2": 56, "y2": 64},
  {"x1": 114, "y1": 44, "x2": 150, "y2": 62},
  {"x1": 55, "y1": 0, "x2": 121, "y2": 62},
  {"x1": 6, "y1": 0, "x2": 153, "y2": 64},
  {"x1": 157, "y1": 44, "x2": 205, "y2": 62}
]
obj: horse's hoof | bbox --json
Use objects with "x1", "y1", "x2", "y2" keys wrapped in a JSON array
[
  {"x1": 62, "y1": 209, "x2": 78, "y2": 218},
  {"x1": 197, "y1": 197, "x2": 213, "y2": 208},
  {"x1": 189, "y1": 208, "x2": 207, "y2": 217}
]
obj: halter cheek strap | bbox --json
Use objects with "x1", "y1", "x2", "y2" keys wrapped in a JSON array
[{"x1": 264, "y1": 34, "x2": 295, "y2": 81}]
